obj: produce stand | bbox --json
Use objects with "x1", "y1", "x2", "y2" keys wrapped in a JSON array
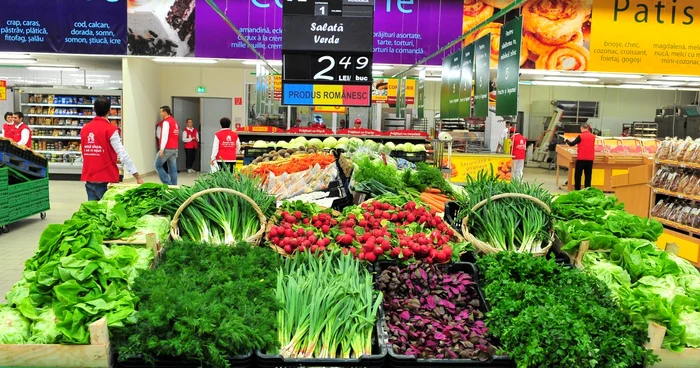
[
  {"x1": 646, "y1": 322, "x2": 700, "y2": 368},
  {"x1": 447, "y1": 153, "x2": 512, "y2": 183}
]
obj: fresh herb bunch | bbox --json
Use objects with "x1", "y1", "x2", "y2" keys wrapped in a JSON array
[
  {"x1": 402, "y1": 163, "x2": 454, "y2": 196},
  {"x1": 476, "y1": 252, "x2": 657, "y2": 368},
  {"x1": 113, "y1": 241, "x2": 280, "y2": 367},
  {"x1": 352, "y1": 156, "x2": 404, "y2": 194}
]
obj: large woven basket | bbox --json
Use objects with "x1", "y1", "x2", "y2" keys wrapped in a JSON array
[
  {"x1": 169, "y1": 188, "x2": 267, "y2": 245},
  {"x1": 461, "y1": 193, "x2": 554, "y2": 257}
]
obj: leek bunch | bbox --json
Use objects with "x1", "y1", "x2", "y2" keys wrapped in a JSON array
[
  {"x1": 277, "y1": 250, "x2": 382, "y2": 359},
  {"x1": 162, "y1": 168, "x2": 276, "y2": 245}
]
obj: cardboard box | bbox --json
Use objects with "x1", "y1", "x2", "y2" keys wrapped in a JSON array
[{"x1": 628, "y1": 164, "x2": 653, "y2": 185}]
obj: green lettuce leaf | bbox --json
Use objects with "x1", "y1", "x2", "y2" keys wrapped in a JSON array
[{"x1": 0, "y1": 305, "x2": 31, "y2": 344}]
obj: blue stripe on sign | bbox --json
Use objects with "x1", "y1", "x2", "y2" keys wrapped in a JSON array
[{"x1": 283, "y1": 83, "x2": 314, "y2": 105}]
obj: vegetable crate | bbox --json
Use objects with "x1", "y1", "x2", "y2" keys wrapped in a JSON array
[
  {"x1": 255, "y1": 311, "x2": 387, "y2": 368},
  {"x1": 646, "y1": 321, "x2": 700, "y2": 368},
  {"x1": 0, "y1": 150, "x2": 47, "y2": 178},
  {"x1": 0, "y1": 318, "x2": 110, "y2": 368},
  {"x1": 376, "y1": 262, "x2": 516, "y2": 368},
  {"x1": 116, "y1": 351, "x2": 255, "y2": 368},
  {"x1": 0, "y1": 177, "x2": 50, "y2": 228}
]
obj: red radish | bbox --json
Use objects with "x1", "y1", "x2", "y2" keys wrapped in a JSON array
[
  {"x1": 364, "y1": 252, "x2": 377, "y2": 262},
  {"x1": 321, "y1": 225, "x2": 330, "y2": 234},
  {"x1": 298, "y1": 245, "x2": 307, "y2": 253},
  {"x1": 373, "y1": 246, "x2": 383, "y2": 255},
  {"x1": 402, "y1": 248, "x2": 414, "y2": 258},
  {"x1": 358, "y1": 252, "x2": 366, "y2": 260},
  {"x1": 390, "y1": 247, "x2": 402, "y2": 257},
  {"x1": 436, "y1": 251, "x2": 448, "y2": 263},
  {"x1": 284, "y1": 245, "x2": 293, "y2": 254},
  {"x1": 311, "y1": 244, "x2": 319, "y2": 253}
]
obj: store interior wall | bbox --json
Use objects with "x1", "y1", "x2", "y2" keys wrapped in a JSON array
[
  {"x1": 159, "y1": 66, "x2": 247, "y2": 127},
  {"x1": 122, "y1": 57, "x2": 162, "y2": 177}
]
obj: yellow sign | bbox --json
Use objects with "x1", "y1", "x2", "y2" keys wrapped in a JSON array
[
  {"x1": 0, "y1": 80, "x2": 6, "y2": 101},
  {"x1": 313, "y1": 84, "x2": 343, "y2": 105},
  {"x1": 589, "y1": 0, "x2": 700, "y2": 74},
  {"x1": 314, "y1": 106, "x2": 347, "y2": 113},
  {"x1": 447, "y1": 154, "x2": 513, "y2": 182},
  {"x1": 372, "y1": 78, "x2": 416, "y2": 103}
]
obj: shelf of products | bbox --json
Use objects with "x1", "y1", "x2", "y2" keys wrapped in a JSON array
[
  {"x1": 631, "y1": 121, "x2": 658, "y2": 138},
  {"x1": 19, "y1": 88, "x2": 122, "y2": 175}
]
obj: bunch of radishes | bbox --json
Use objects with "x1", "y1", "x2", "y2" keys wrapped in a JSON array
[{"x1": 266, "y1": 210, "x2": 334, "y2": 254}]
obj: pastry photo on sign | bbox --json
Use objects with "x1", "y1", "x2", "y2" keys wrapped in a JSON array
[
  {"x1": 462, "y1": 0, "x2": 592, "y2": 71},
  {"x1": 127, "y1": 0, "x2": 195, "y2": 56}
]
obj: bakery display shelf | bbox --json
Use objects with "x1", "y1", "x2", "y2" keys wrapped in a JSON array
[
  {"x1": 25, "y1": 114, "x2": 121, "y2": 120},
  {"x1": 35, "y1": 150, "x2": 81, "y2": 155},
  {"x1": 28, "y1": 125, "x2": 83, "y2": 129},
  {"x1": 22, "y1": 103, "x2": 122, "y2": 108},
  {"x1": 652, "y1": 217, "x2": 700, "y2": 238},
  {"x1": 33, "y1": 136, "x2": 81, "y2": 140},
  {"x1": 655, "y1": 159, "x2": 700, "y2": 170},
  {"x1": 651, "y1": 187, "x2": 700, "y2": 202}
]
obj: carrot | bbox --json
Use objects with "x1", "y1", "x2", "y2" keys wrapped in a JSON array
[
  {"x1": 424, "y1": 188, "x2": 442, "y2": 194},
  {"x1": 423, "y1": 192, "x2": 450, "y2": 204},
  {"x1": 420, "y1": 193, "x2": 446, "y2": 211}
]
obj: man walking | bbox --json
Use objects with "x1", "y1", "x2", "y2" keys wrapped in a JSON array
[
  {"x1": 510, "y1": 127, "x2": 527, "y2": 181},
  {"x1": 155, "y1": 106, "x2": 180, "y2": 185},
  {"x1": 81, "y1": 96, "x2": 142, "y2": 201},
  {"x1": 210, "y1": 117, "x2": 240, "y2": 172},
  {"x1": 565, "y1": 123, "x2": 596, "y2": 190},
  {"x1": 12, "y1": 112, "x2": 31, "y2": 148},
  {"x1": 182, "y1": 118, "x2": 199, "y2": 173}
]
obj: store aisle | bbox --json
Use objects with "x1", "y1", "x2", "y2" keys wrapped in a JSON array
[{"x1": 0, "y1": 172, "x2": 202, "y2": 302}]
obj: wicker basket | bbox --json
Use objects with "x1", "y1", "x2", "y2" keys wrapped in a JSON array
[
  {"x1": 461, "y1": 193, "x2": 554, "y2": 257},
  {"x1": 169, "y1": 188, "x2": 267, "y2": 245}
]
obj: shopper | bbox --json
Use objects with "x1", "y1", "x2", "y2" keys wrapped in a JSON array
[
  {"x1": 2, "y1": 112, "x2": 14, "y2": 138},
  {"x1": 155, "y1": 106, "x2": 180, "y2": 185},
  {"x1": 496, "y1": 120, "x2": 511, "y2": 153},
  {"x1": 182, "y1": 118, "x2": 199, "y2": 173},
  {"x1": 354, "y1": 118, "x2": 362, "y2": 129},
  {"x1": 12, "y1": 112, "x2": 31, "y2": 148},
  {"x1": 510, "y1": 127, "x2": 527, "y2": 181},
  {"x1": 565, "y1": 123, "x2": 596, "y2": 190},
  {"x1": 81, "y1": 96, "x2": 143, "y2": 201},
  {"x1": 210, "y1": 117, "x2": 240, "y2": 172}
]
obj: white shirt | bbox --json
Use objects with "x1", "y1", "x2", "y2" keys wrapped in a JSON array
[
  {"x1": 156, "y1": 125, "x2": 162, "y2": 140},
  {"x1": 159, "y1": 121, "x2": 170, "y2": 151},
  {"x1": 182, "y1": 128, "x2": 199, "y2": 143},
  {"x1": 16, "y1": 123, "x2": 30, "y2": 146},
  {"x1": 210, "y1": 129, "x2": 241, "y2": 162},
  {"x1": 109, "y1": 130, "x2": 138, "y2": 175}
]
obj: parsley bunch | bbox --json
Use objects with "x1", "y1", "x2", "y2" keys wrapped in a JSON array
[
  {"x1": 477, "y1": 253, "x2": 657, "y2": 368},
  {"x1": 112, "y1": 241, "x2": 280, "y2": 367}
]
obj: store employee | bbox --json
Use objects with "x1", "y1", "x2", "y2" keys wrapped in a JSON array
[
  {"x1": 210, "y1": 117, "x2": 241, "y2": 172},
  {"x1": 81, "y1": 96, "x2": 143, "y2": 201},
  {"x1": 12, "y1": 112, "x2": 32, "y2": 148},
  {"x1": 565, "y1": 123, "x2": 596, "y2": 190}
]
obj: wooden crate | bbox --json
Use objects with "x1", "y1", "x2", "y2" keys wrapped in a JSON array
[
  {"x1": 0, "y1": 318, "x2": 110, "y2": 368},
  {"x1": 0, "y1": 234, "x2": 161, "y2": 367},
  {"x1": 646, "y1": 322, "x2": 700, "y2": 368}
]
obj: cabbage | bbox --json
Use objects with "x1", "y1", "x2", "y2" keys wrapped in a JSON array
[
  {"x1": 0, "y1": 305, "x2": 31, "y2": 344},
  {"x1": 363, "y1": 139, "x2": 377, "y2": 150},
  {"x1": 27, "y1": 308, "x2": 61, "y2": 344},
  {"x1": 347, "y1": 138, "x2": 363, "y2": 152},
  {"x1": 677, "y1": 274, "x2": 700, "y2": 303},
  {"x1": 267, "y1": 142, "x2": 277, "y2": 148},
  {"x1": 277, "y1": 141, "x2": 290, "y2": 149},
  {"x1": 338, "y1": 137, "x2": 349, "y2": 145},
  {"x1": 403, "y1": 142, "x2": 415, "y2": 152},
  {"x1": 413, "y1": 144, "x2": 427, "y2": 152},
  {"x1": 385, "y1": 142, "x2": 396, "y2": 151},
  {"x1": 634, "y1": 275, "x2": 687, "y2": 303},
  {"x1": 668, "y1": 253, "x2": 700, "y2": 276},
  {"x1": 323, "y1": 137, "x2": 337, "y2": 148},
  {"x1": 583, "y1": 253, "x2": 631, "y2": 299},
  {"x1": 377, "y1": 143, "x2": 386, "y2": 153},
  {"x1": 395, "y1": 143, "x2": 406, "y2": 151},
  {"x1": 308, "y1": 138, "x2": 323, "y2": 148},
  {"x1": 335, "y1": 143, "x2": 347, "y2": 151},
  {"x1": 680, "y1": 310, "x2": 700, "y2": 347},
  {"x1": 295, "y1": 136, "x2": 308, "y2": 145},
  {"x1": 253, "y1": 140, "x2": 267, "y2": 148}
]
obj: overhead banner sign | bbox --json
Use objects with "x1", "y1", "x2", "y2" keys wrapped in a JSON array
[
  {"x1": 0, "y1": 0, "x2": 127, "y2": 55},
  {"x1": 474, "y1": 35, "x2": 491, "y2": 118},
  {"x1": 496, "y1": 17, "x2": 522, "y2": 117},
  {"x1": 440, "y1": 56, "x2": 450, "y2": 119},
  {"x1": 417, "y1": 70, "x2": 425, "y2": 119},
  {"x1": 459, "y1": 44, "x2": 474, "y2": 119}
]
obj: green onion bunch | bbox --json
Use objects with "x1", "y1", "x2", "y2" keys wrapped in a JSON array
[
  {"x1": 276, "y1": 250, "x2": 382, "y2": 359},
  {"x1": 162, "y1": 168, "x2": 276, "y2": 245},
  {"x1": 458, "y1": 170, "x2": 554, "y2": 253}
]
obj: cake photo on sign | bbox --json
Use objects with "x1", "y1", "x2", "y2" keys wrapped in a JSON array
[{"x1": 127, "y1": 0, "x2": 195, "y2": 56}]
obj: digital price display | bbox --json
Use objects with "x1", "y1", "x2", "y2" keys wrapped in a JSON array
[{"x1": 282, "y1": 0, "x2": 374, "y2": 107}]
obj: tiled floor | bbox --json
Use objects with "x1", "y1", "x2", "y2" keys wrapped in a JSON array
[{"x1": 0, "y1": 166, "x2": 565, "y2": 302}]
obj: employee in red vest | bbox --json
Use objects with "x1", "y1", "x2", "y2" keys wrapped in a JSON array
[
  {"x1": 156, "y1": 119, "x2": 169, "y2": 174},
  {"x1": 155, "y1": 106, "x2": 180, "y2": 185},
  {"x1": 12, "y1": 112, "x2": 32, "y2": 148},
  {"x1": 353, "y1": 118, "x2": 362, "y2": 129},
  {"x1": 210, "y1": 117, "x2": 240, "y2": 172},
  {"x1": 2, "y1": 112, "x2": 14, "y2": 138},
  {"x1": 81, "y1": 96, "x2": 143, "y2": 201},
  {"x1": 565, "y1": 123, "x2": 596, "y2": 190},
  {"x1": 510, "y1": 127, "x2": 527, "y2": 181},
  {"x1": 182, "y1": 118, "x2": 199, "y2": 173}
]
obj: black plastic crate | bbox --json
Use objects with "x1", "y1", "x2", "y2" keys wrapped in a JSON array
[
  {"x1": 244, "y1": 146, "x2": 276, "y2": 158},
  {"x1": 375, "y1": 262, "x2": 515, "y2": 368},
  {"x1": 443, "y1": 201, "x2": 461, "y2": 232},
  {"x1": 256, "y1": 310, "x2": 386, "y2": 368},
  {"x1": 116, "y1": 351, "x2": 254, "y2": 368},
  {"x1": 389, "y1": 151, "x2": 427, "y2": 163}
]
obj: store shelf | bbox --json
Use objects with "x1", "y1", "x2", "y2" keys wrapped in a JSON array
[
  {"x1": 28, "y1": 125, "x2": 83, "y2": 129},
  {"x1": 25, "y1": 114, "x2": 121, "y2": 119},
  {"x1": 655, "y1": 159, "x2": 700, "y2": 170},
  {"x1": 33, "y1": 136, "x2": 81, "y2": 140},
  {"x1": 22, "y1": 103, "x2": 121, "y2": 108},
  {"x1": 35, "y1": 150, "x2": 81, "y2": 155},
  {"x1": 651, "y1": 216, "x2": 700, "y2": 238},
  {"x1": 651, "y1": 187, "x2": 700, "y2": 202}
]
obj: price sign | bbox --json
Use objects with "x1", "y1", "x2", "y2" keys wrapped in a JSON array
[
  {"x1": 283, "y1": 0, "x2": 343, "y2": 16},
  {"x1": 282, "y1": 16, "x2": 373, "y2": 52},
  {"x1": 284, "y1": 53, "x2": 372, "y2": 83}
]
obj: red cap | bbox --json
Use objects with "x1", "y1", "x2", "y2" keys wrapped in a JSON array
[
  {"x1": 354, "y1": 118, "x2": 362, "y2": 123},
  {"x1": 509, "y1": 127, "x2": 516, "y2": 133}
]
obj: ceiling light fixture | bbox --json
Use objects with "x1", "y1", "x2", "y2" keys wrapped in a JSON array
[
  {"x1": 241, "y1": 60, "x2": 281, "y2": 65},
  {"x1": 646, "y1": 80, "x2": 685, "y2": 86},
  {"x1": 27, "y1": 65, "x2": 79, "y2": 71},
  {"x1": 424, "y1": 77, "x2": 443, "y2": 81},
  {"x1": 0, "y1": 58, "x2": 37, "y2": 65},
  {"x1": 615, "y1": 84, "x2": 656, "y2": 89},
  {"x1": 0, "y1": 53, "x2": 33, "y2": 59},
  {"x1": 372, "y1": 64, "x2": 393, "y2": 70},
  {"x1": 519, "y1": 69, "x2": 562, "y2": 76},
  {"x1": 153, "y1": 57, "x2": 218, "y2": 64},
  {"x1": 542, "y1": 76, "x2": 600, "y2": 82},
  {"x1": 529, "y1": 81, "x2": 585, "y2": 87},
  {"x1": 578, "y1": 72, "x2": 643, "y2": 79},
  {"x1": 660, "y1": 75, "x2": 700, "y2": 82}
]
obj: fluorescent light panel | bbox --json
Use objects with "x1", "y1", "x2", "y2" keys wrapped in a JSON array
[
  {"x1": 579, "y1": 72, "x2": 643, "y2": 79},
  {"x1": 530, "y1": 81, "x2": 584, "y2": 87},
  {"x1": 542, "y1": 76, "x2": 599, "y2": 82},
  {"x1": 0, "y1": 53, "x2": 33, "y2": 59},
  {"x1": 646, "y1": 80, "x2": 685, "y2": 85},
  {"x1": 0, "y1": 58, "x2": 37, "y2": 64},
  {"x1": 372, "y1": 64, "x2": 392, "y2": 70},
  {"x1": 153, "y1": 57, "x2": 218, "y2": 64},
  {"x1": 425, "y1": 77, "x2": 442, "y2": 81},
  {"x1": 660, "y1": 76, "x2": 700, "y2": 82},
  {"x1": 241, "y1": 60, "x2": 281, "y2": 65},
  {"x1": 519, "y1": 69, "x2": 562, "y2": 76},
  {"x1": 27, "y1": 66, "x2": 79, "y2": 71}
]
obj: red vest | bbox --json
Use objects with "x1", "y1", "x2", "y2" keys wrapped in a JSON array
[
  {"x1": 215, "y1": 129, "x2": 238, "y2": 161},
  {"x1": 511, "y1": 133, "x2": 527, "y2": 160},
  {"x1": 184, "y1": 127, "x2": 198, "y2": 149},
  {"x1": 159, "y1": 116, "x2": 180, "y2": 150},
  {"x1": 2, "y1": 123, "x2": 14, "y2": 139},
  {"x1": 13, "y1": 123, "x2": 31, "y2": 147},
  {"x1": 81, "y1": 118, "x2": 120, "y2": 183},
  {"x1": 577, "y1": 131, "x2": 596, "y2": 161}
]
